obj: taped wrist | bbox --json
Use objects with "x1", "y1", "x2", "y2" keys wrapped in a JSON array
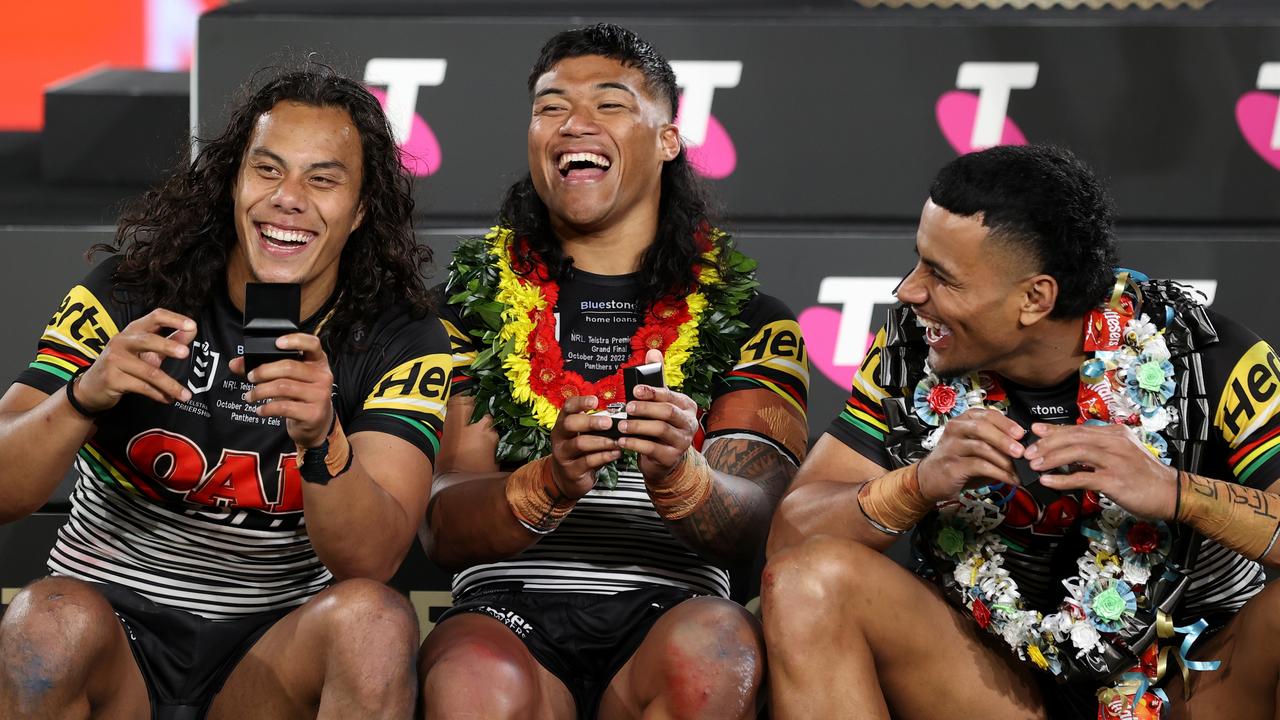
[
  {"x1": 857, "y1": 464, "x2": 933, "y2": 536},
  {"x1": 649, "y1": 448, "x2": 713, "y2": 521},
  {"x1": 505, "y1": 456, "x2": 576, "y2": 534},
  {"x1": 1175, "y1": 470, "x2": 1280, "y2": 561}
]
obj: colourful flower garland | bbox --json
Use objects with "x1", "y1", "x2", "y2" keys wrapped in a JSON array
[
  {"x1": 447, "y1": 226, "x2": 757, "y2": 487},
  {"x1": 914, "y1": 284, "x2": 1217, "y2": 716}
]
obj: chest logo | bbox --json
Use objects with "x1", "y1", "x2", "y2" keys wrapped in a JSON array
[{"x1": 187, "y1": 341, "x2": 220, "y2": 395}]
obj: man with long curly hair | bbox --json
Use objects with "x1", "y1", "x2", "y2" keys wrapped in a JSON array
[
  {"x1": 0, "y1": 67, "x2": 450, "y2": 718},
  {"x1": 417, "y1": 24, "x2": 810, "y2": 720}
]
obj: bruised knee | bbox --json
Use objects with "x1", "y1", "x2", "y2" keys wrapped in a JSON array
[
  {"x1": 0, "y1": 577, "x2": 118, "y2": 708},
  {"x1": 654, "y1": 599, "x2": 764, "y2": 719},
  {"x1": 761, "y1": 536, "x2": 890, "y2": 648},
  {"x1": 422, "y1": 633, "x2": 540, "y2": 716}
]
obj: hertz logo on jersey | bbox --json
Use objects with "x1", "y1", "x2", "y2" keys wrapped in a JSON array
[
  {"x1": 44, "y1": 285, "x2": 120, "y2": 358},
  {"x1": 1216, "y1": 340, "x2": 1280, "y2": 447},
  {"x1": 364, "y1": 353, "x2": 451, "y2": 420}
]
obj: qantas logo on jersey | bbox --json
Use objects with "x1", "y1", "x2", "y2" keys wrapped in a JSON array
[
  {"x1": 126, "y1": 430, "x2": 305, "y2": 513},
  {"x1": 44, "y1": 285, "x2": 120, "y2": 358}
]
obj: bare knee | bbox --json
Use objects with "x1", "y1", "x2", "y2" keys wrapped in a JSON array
[
  {"x1": 0, "y1": 577, "x2": 119, "y2": 709},
  {"x1": 420, "y1": 618, "x2": 540, "y2": 719},
  {"x1": 310, "y1": 579, "x2": 418, "y2": 699},
  {"x1": 761, "y1": 536, "x2": 886, "y2": 648},
  {"x1": 653, "y1": 599, "x2": 764, "y2": 720}
]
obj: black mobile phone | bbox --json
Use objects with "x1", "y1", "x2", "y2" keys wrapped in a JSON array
[
  {"x1": 592, "y1": 361, "x2": 666, "y2": 440},
  {"x1": 242, "y1": 282, "x2": 302, "y2": 374}
]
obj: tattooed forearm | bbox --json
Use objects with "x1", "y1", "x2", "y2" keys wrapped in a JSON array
[
  {"x1": 662, "y1": 437, "x2": 797, "y2": 566},
  {"x1": 1177, "y1": 472, "x2": 1280, "y2": 563}
]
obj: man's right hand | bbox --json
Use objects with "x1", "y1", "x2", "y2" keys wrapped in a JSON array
[
  {"x1": 549, "y1": 395, "x2": 622, "y2": 499},
  {"x1": 73, "y1": 308, "x2": 197, "y2": 412},
  {"x1": 916, "y1": 408, "x2": 1025, "y2": 502}
]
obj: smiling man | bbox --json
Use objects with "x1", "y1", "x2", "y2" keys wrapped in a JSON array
[
  {"x1": 418, "y1": 24, "x2": 809, "y2": 720},
  {"x1": 763, "y1": 145, "x2": 1280, "y2": 720},
  {"x1": 0, "y1": 69, "x2": 450, "y2": 719}
]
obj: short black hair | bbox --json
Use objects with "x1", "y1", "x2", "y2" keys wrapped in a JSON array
[
  {"x1": 929, "y1": 144, "x2": 1118, "y2": 319},
  {"x1": 527, "y1": 23, "x2": 679, "y2": 120}
]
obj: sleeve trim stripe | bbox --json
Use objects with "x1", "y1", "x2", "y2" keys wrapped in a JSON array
[
  {"x1": 1230, "y1": 424, "x2": 1280, "y2": 467},
  {"x1": 843, "y1": 404, "x2": 888, "y2": 434},
  {"x1": 845, "y1": 393, "x2": 886, "y2": 421},
  {"x1": 29, "y1": 362, "x2": 73, "y2": 382},
  {"x1": 838, "y1": 410, "x2": 887, "y2": 442},
  {"x1": 379, "y1": 412, "x2": 441, "y2": 457},
  {"x1": 39, "y1": 347, "x2": 92, "y2": 367},
  {"x1": 724, "y1": 373, "x2": 806, "y2": 414},
  {"x1": 1234, "y1": 440, "x2": 1280, "y2": 485}
]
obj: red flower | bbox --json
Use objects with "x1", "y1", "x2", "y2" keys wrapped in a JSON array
[
  {"x1": 1127, "y1": 522, "x2": 1160, "y2": 554},
  {"x1": 927, "y1": 384, "x2": 958, "y2": 415},
  {"x1": 972, "y1": 599, "x2": 992, "y2": 629}
]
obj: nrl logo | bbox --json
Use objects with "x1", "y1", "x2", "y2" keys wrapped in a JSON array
[{"x1": 187, "y1": 340, "x2": 220, "y2": 395}]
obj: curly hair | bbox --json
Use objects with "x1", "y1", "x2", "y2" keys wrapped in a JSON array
[
  {"x1": 501, "y1": 23, "x2": 731, "y2": 311},
  {"x1": 94, "y1": 65, "x2": 431, "y2": 354},
  {"x1": 928, "y1": 144, "x2": 1118, "y2": 319}
]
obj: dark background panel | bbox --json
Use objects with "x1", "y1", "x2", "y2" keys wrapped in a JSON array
[{"x1": 197, "y1": 14, "x2": 1280, "y2": 222}]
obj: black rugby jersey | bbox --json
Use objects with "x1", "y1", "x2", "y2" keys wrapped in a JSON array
[
  {"x1": 438, "y1": 270, "x2": 809, "y2": 598},
  {"x1": 16, "y1": 256, "x2": 451, "y2": 619},
  {"x1": 828, "y1": 309, "x2": 1278, "y2": 619}
]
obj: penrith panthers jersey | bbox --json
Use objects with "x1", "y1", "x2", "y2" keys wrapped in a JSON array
[{"x1": 16, "y1": 256, "x2": 451, "y2": 619}]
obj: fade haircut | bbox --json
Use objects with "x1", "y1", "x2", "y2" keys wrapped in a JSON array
[{"x1": 929, "y1": 144, "x2": 1118, "y2": 319}]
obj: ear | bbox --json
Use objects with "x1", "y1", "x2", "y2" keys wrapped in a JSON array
[
  {"x1": 659, "y1": 123, "x2": 681, "y2": 162},
  {"x1": 352, "y1": 201, "x2": 366, "y2": 233},
  {"x1": 1019, "y1": 274, "x2": 1058, "y2": 327}
]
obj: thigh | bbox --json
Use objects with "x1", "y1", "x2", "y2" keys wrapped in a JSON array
[
  {"x1": 1167, "y1": 582, "x2": 1280, "y2": 720},
  {"x1": 419, "y1": 611, "x2": 576, "y2": 720},
  {"x1": 769, "y1": 536, "x2": 1046, "y2": 720},
  {"x1": 0, "y1": 576, "x2": 149, "y2": 720},
  {"x1": 599, "y1": 596, "x2": 764, "y2": 720},
  {"x1": 208, "y1": 578, "x2": 418, "y2": 720}
]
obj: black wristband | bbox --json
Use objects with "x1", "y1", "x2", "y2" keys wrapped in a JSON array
[
  {"x1": 299, "y1": 440, "x2": 354, "y2": 485},
  {"x1": 65, "y1": 366, "x2": 105, "y2": 419}
]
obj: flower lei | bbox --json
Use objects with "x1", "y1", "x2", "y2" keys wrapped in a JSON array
[
  {"x1": 915, "y1": 285, "x2": 1216, "y2": 717},
  {"x1": 446, "y1": 226, "x2": 757, "y2": 487}
]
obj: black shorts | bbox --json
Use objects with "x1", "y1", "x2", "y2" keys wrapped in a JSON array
[
  {"x1": 440, "y1": 584, "x2": 699, "y2": 719},
  {"x1": 98, "y1": 582, "x2": 289, "y2": 720}
]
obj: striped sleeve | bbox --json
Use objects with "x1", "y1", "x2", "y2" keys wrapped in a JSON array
[
  {"x1": 16, "y1": 260, "x2": 124, "y2": 395},
  {"x1": 825, "y1": 326, "x2": 894, "y2": 467},
  {"x1": 345, "y1": 315, "x2": 452, "y2": 463},
  {"x1": 1208, "y1": 323, "x2": 1280, "y2": 489},
  {"x1": 707, "y1": 294, "x2": 809, "y2": 461}
]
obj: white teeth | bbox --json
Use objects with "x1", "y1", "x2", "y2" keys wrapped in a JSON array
[
  {"x1": 558, "y1": 152, "x2": 611, "y2": 171},
  {"x1": 917, "y1": 316, "x2": 952, "y2": 344},
  {"x1": 260, "y1": 225, "x2": 312, "y2": 245}
]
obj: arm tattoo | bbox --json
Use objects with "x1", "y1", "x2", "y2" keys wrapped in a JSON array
[{"x1": 664, "y1": 436, "x2": 797, "y2": 565}]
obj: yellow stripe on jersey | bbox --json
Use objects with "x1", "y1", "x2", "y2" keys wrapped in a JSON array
[
  {"x1": 851, "y1": 328, "x2": 890, "y2": 403},
  {"x1": 41, "y1": 285, "x2": 121, "y2": 359},
  {"x1": 1215, "y1": 340, "x2": 1280, "y2": 448},
  {"x1": 735, "y1": 319, "x2": 809, "y2": 392},
  {"x1": 440, "y1": 318, "x2": 477, "y2": 369},
  {"x1": 363, "y1": 353, "x2": 451, "y2": 419}
]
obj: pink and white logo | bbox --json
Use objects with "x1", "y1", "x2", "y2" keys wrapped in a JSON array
[
  {"x1": 1236, "y1": 63, "x2": 1280, "y2": 170},
  {"x1": 936, "y1": 62, "x2": 1037, "y2": 155},
  {"x1": 797, "y1": 277, "x2": 900, "y2": 390},
  {"x1": 670, "y1": 61, "x2": 742, "y2": 179},
  {"x1": 364, "y1": 58, "x2": 446, "y2": 177}
]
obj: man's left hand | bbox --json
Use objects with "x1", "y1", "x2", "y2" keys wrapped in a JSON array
[
  {"x1": 230, "y1": 333, "x2": 335, "y2": 449},
  {"x1": 1025, "y1": 422, "x2": 1178, "y2": 520},
  {"x1": 617, "y1": 350, "x2": 700, "y2": 487}
]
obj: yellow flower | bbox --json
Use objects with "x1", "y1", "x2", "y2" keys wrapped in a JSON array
[{"x1": 1027, "y1": 645, "x2": 1049, "y2": 670}]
